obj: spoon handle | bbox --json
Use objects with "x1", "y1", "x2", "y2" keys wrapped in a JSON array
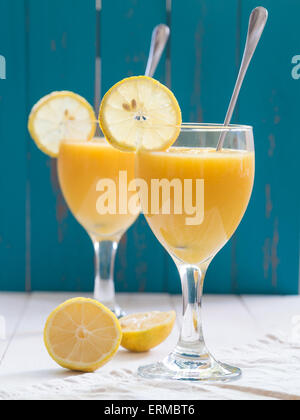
[
  {"x1": 145, "y1": 24, "x2": 170, "y2": 78},
  {"x1": 217, "y1": 7, "x2": 268, "y2": 151}
]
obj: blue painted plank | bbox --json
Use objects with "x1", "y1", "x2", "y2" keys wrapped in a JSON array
[
  {"x1": 101, "y1": 0, "x2": 167, "y2": 92},
  {"x1": 101, "y1": 0, "x2": 169, "y2": 293},
  {"x1": 0, "y1": 0, "x2": 27, "y2": 291},
  {"x1": 235, "y1": 0, "x2": 299, "y2": 294},
  {"x1": 169, "y1": 0, "x2": 240, "y2": 294},
  {"x1": 28, "y1": 0, "x2": 96, "y2": 291},
  {"x1": 1, "y1": 0, "x2": 297, "y2": 295}
]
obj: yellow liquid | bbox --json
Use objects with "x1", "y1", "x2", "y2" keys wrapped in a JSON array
[
  {"x1": 58, "y1": 138, "x2": 138, "y2": 241},
  {"x1": 136, "y1": 147, "x2": 255, "y2": 264}
]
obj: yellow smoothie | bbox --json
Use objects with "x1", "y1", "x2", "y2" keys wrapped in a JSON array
[
  {"x1": 58, "y1": 137, "x2": 138, "y2": 241},
  {"x1": 136, "y1": 147, "x2": 255, "y2": 264}
]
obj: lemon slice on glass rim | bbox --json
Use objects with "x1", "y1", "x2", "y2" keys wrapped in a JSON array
[
  {"x1": 99, "y1": 76, "x2": 182, "y2": 152},
  {"x1": 28, "y1": 91, "x2": 96, "y2": 157},
  {"x1": 44, "y1": 298, "x2": 122, "y2": 373}
]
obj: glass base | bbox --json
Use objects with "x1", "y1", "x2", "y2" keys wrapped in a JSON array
[
  {"x1": 112, "y1": 305, "x2": 126, "y2": 319},
  {"x1": 138, "y1": 351, "x2": 241, "y2": 382}
]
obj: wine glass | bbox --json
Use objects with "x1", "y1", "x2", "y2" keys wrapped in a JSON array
[
  {"x1": 135, "y1": 123, "x2": 254, "y2": 381},
  {"x1": 57, "y1": 126, "x2": 139, "y2": 318}
]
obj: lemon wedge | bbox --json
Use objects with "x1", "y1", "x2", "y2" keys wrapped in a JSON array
[
  {"x1": 120, "y1": 311, "x2": 176, "y2": 352},
  {"x1": 28, "y1": 91, "x2": 96, "y2": 157},
  {"x1": 44, "y1": 298, "x2": 122, "y2": 372},
  {"x1": 99, "y1": 76, "x2": 182, "y2": 152}
]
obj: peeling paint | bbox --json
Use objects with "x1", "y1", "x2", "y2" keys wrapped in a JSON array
[
  {"x1": 274, "y1": 115, "x2": 280, "y2": 125},
  {"x1": 62, "y1": 32, "x2": 67, "y2": 49},
  {"x1": 126, "y1": 8, "x2": 134, "y2": 19},
  {"x1": 51, "y1": 40, "x2": 56, "y2": 51},
  {"x1": 271, "y1": 218, "x2": 280, "y2": 288},
  {"x1": 268, "y1": 134, "x2": 275, "y2": 157},
  {"x1": 263, "y1": 237, "x2": 271, "y2": 279},
  {"x1": 191, "y1": 22, "x2": 203, "y2": 122},
  {"x1": 265, "y1": 184, "x2": 273, "y2": 219},
  {"x1": 132, "y1": 54, "x2": 144, "y2": 63}
]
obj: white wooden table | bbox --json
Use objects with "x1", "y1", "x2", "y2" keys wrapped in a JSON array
[{"x1": 0, "y1": 293, "x2": 299, "y2": 398}]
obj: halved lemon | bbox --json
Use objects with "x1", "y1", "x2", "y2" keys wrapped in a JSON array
[
  {"x1": 99, "y1": 76, "x2": 182, "y2": 152},
  {"x1": 44, "y1": 298, "x2": 122, "y2": 372},
  {"x1": 28, "y1": 91, "x2": 96, "y2": 157},
  {"x1": 120, "y1": 311, "x2": 176, "y2": 353}
]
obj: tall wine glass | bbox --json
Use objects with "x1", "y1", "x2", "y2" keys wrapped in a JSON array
[
  {"x1": 135, "y1": 123, "x2": 254, "y2": 381},
  {"x1": 58, "y1": 128, "x2": 139, "y2": 318}
]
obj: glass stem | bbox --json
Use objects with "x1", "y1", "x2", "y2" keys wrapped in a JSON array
[
  {"x1": 174, "y1": 259, "x2": 211, "y2": 360},
  {"x1": 92, "y1": 240, "x2": 119, "y2": 311}
]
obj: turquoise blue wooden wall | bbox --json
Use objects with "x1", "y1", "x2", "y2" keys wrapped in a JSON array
[{"x1": 0, "y1": 0, "x2": 299, "y2": 294}]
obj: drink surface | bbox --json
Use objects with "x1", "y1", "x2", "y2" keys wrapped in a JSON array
[
  {"x1": 136, "y1": 147, "x2": 255, "y2": 264},
  {"x1": 58, "y1": 137, "x2": 138, "y2": 241}
]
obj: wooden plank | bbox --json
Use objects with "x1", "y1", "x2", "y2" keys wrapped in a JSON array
[
  {"x1": 0, "y1": 293, "x2": 80, "y2": 388},
  {"x1": 101, "y1": 0, "x2": 167, "y2": 92},
  {"x1": 0, "y1": 293, "x2": 178, "y2": 389},
  {"x1": 0, "y1": 293, "x2": 276, "y2": 391},
  {"x1": 101, "y1": 0, "x2": 168, "y2": 293},
  {"x1": 169, "y1": 0, "x2": 240, "y2": 293},
  {"x1": 0, "y1": 0, "x2": 27, "y2": 291},
  {"x1": 242, "y1": 295, "x2": 300, "y2": 333},
  {"x1": 2, "y1": 293, "x2": 300, "y2": 392},
  {"x1": 236, "y1": 0, "x2": 300, "y2": 294},
  {"x1": 1, "y1": 1, "x2": 297, "y2": 295},
  {"x1": 0, "y1": 294, "x2": 28, "y2": 364},
  {"x1": 28, "y1": 0, "x2": 96, "y2": 291}
]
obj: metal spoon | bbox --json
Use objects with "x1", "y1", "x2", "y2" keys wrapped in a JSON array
[
  {"x1": 216, "y1": 7, "x2": 268, "y2": 151},
  {"x1": 145, "y1": 24, "x2": 170, "y2": 77}
]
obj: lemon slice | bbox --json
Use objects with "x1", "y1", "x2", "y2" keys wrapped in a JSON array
[
  {"x1": 44, "y1": 298, "x2": 122, "y2": 372},
  {"x1": 28, "y1": 91, "x2": 96, "y2": 157},
  {"x1": 99, "y1": 76, "x2": 182, "y2": 152},
  {"x1": 120, "y1": 311, "x2": 176, "y2": 352}
]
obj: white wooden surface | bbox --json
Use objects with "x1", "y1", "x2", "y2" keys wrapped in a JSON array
[{"x1": 0, "y1": 293, "x2": 299, "y2": 394}]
